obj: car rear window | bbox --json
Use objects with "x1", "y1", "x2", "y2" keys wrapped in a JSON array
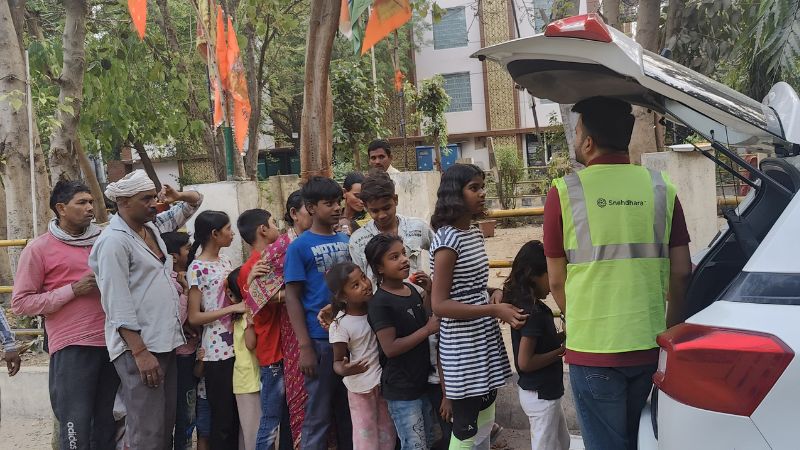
[{"x1": 722, "y1": 272, "x2": 800, "y2": 305}]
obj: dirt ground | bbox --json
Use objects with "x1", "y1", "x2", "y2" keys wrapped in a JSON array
[
  {"x1": 1, "y1": 225, "x2": 552, "y2": 449},
  {"x1": 1, "y1": 416, "x2": 53, "y2": 449},
  {"x1": 485, "y1": 224, "x2": 543, "y2": 288}
]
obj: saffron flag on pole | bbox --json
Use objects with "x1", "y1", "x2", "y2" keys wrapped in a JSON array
[
  {"x1": 361, "y1": 0, "x2": 411, "y2": 55},
  {"x1": 340, "y1": 0, "x2": 372, "y2": 39},
  {"x1": 227, "y1": 17, "x2": 251, "y2": 154},
  {"x1": 213, "y1": 79, "x2": 224, "y2": 128},
  {"x1": 128, "y1": 0, "x2": 147, "y2": 40},
  {"x1": 339, "y1": 0, "x2": 353, "y2": 38},
  {"x1": 216, "y1": 5, "x2": 230, "y2": 91}
]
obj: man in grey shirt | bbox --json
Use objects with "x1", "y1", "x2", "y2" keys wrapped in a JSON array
[{"x1": 89, "y1": 170, "x2": 202, "y2": 449}]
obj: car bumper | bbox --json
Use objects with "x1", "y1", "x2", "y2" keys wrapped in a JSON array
[{"x1": 641, "y1": 392, "x2": 771, "y2": 449}]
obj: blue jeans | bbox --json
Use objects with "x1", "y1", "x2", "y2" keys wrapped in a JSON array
[
  {"x1": 174, "y1": 353, "x2": 197, "y2": 450},
  {"x1": 569, "y1": 364, "x2": 657, "y2": 450},
  {"x1": 196, "y1": 396, "x2": 211, "y2": 438},
  {"x1": 386, "y1": 396, "x2": 435, "y2": 450},
  {"x1": 301, "y1": 339, "x2": 353, "y2": 450},
  {"x1": 256, "y1": 361, "x2": 292, "y2": 450}
]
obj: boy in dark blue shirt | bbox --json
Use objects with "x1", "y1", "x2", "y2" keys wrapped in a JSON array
[{"x1": 284, "y1": 176, "x2": 353, "y2": 450}]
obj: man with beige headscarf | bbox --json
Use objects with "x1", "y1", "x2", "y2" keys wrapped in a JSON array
[{"x1": 90, "y1": 170, "x2": 203, "y2": 449}]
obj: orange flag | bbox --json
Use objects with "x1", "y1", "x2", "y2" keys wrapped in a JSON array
[
  {"x1": 227, "y1": 17, "x2": 251, "y2": 153},
  {"x1": 394, "y1": 69, "x2": 405, "y2": 92},
  {"x1": 216, "y1": 5, "x2": 230, "y2": 91},
  {"x1": 128, "y1": 0, "x2": 147, "y2": 40},
  {"x1": 213, "y1": 79, "x2": 224, "y2": 128},
  {"x1": 361, "y1": 0, "x2": 411, "y2": 55},
  {"x1": 339, "y1": 0, "x2": 353, "y2": 38}
]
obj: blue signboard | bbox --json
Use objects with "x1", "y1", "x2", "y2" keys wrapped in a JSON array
[{"x1": 416, "y1": 144, "x2": 460, "y2": 171}]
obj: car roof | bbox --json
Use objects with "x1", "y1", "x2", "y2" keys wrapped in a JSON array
[{"x1": 472, "y1": 15, "x2": 793, "y2": 147}]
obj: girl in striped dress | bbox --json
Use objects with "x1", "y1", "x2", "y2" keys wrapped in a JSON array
[{"x1": 429, "y1": 164, "x2": 530, "y2": 449}]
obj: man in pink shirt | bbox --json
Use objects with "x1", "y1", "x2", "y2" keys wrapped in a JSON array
[
  {"x1": 12, "y1": 178, "x2": 203, "y2": 450},
  {"x1": 12, "y1": 180, "x2": 113, "y2": 450}
]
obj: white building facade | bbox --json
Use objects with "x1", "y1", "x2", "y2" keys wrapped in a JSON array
[{"x1": 403, "y1": 0, "x2": 596, "y2": 169}]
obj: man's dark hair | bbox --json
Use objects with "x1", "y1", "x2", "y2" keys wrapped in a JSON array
[
  {"x1": 358, "y1": 169, "x2": 395, "y2": 204},
  {"x1": 367, "y1": 139, "x2": 391, "y2": 157},
  {"x1": 50, "y1": 180, "x2": 92, "y2": 217},
  {"x1": 571, "y1": 97, "x2": 635, "y2": 153},
  {"x1": 301, "y1": 176, "x2": 343, "y2": 207},
  {"x1": 161, "y1": 231, "x2": 190, "y2": 255},
  {"x1": 237, "y1": 209, "x2": 272, "y2": 245}
]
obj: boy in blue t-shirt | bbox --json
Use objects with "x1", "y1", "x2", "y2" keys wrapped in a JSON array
[{"x1": 284, "y1": 176, "x2": 353, "y2": 450}]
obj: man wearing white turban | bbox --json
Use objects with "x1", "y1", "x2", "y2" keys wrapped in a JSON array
[{"x1": 90, "y1": 169, "x2": 203, "y2": 449}]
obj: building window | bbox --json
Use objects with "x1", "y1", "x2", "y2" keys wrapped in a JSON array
[
  {"x1": 442, "y1": 72, "x2": 472, "y2": 112},
  {"x1": 433, "y1": 7, "x2": 468, "y2": 50}
]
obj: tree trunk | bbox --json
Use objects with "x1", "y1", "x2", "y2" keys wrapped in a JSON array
[
  {"x1": 553, "y1": 0, "x2": 579, "y2": 165},
  {"x1": 243, "y1": 21, "x2": 262, "y2": 181},
  {"x1": 433, "y1": 139, "x2": 442, "y2": 172},
  {"x1": 154, "y1": 0, "x2": 226, "y2": 181},
  {"x1": 7, "y1": 0, "x2": 24, "y2": 52},
  {"x1": 299, "y1": 0, "x2": 339, "y2": 179},
  {"x1": 558, "y1": 103, "x2": 577, "y2": 161},
  {"x1": 629, "y1": 0, "x2": 662, "y2": 164},
  {"x1": 661, "y1": 0, "x2": 686, "y2": 52},
  {"x1": 233, "y1": 148, "x2": 247, "y2": 180},
  {"x1": 603, "y1": 0, "x2": 621, "y2": 30},
  {"x1": 352, "y1": 139, "x2": 361, "y2": 170},
  {"x1": 74, "y1": 139, "x2": 109, "y2": 223},
  {"x1": 0, "y1": 182, "x2": 11, "y2": 304},
  {"x1": 0, "y1": 0, "x2": 49, "y2": 269},
  {"x1": 635, "y1": 0, "x2": 661, "y2": 53},
  {"x1": 48, "y1": 0, "x2": 87, "y2": 184},
  {"x1": 132, "y1": 140, "x2": 162, "y2": 191}
]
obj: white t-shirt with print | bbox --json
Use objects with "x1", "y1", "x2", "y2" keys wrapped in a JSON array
[
  {"x1": 187, "y1": 258, "x2": 235, "y2": 362},
  {"x1": 329, "y1": 311, "x2": 382, "y2": 394},
  {"x1": 349, "y1": 214, "x2": 435, "y2": 290}
]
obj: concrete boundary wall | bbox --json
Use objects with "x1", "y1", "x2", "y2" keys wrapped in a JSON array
[{"x1": 1, "y1": 367, "x2": 51, "y2": 419}]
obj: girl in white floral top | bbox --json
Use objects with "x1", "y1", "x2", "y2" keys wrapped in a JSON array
[{"x1": 187, "y1": 210, "x2": 247, "y2": 448}]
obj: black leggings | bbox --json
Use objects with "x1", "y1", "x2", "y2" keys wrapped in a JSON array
[
  {"x1": 204, "y1": 358, "x2": 240, "y2": 450},
  {"x1": 450, "y1": 390, "x2": 497, "y2": 441}
]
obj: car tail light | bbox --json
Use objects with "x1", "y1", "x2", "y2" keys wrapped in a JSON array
[
  {"x1": 654, "y1": 323, "x2": 794, "y2": 416},
  {"x1": 544, "y1": 14, "x2": 613, "y2": 43}
]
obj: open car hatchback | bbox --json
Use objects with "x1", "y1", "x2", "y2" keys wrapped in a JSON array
[{"x1": 474, "y1": 13, "x2": 800, "y2": 450}]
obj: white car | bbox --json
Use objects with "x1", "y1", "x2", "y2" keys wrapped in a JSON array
[{"x1": 474, "y1": 14, "x2": 800, "y2": 449}]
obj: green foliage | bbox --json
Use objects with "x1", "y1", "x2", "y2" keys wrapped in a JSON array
[
  {"x1": 666, "y1": 0, "x2": 749, "y2": 77},
  {"x1": 543, "y1": 111, "x2": 568, "y2": 157},
  {"x1": 331, "y1": 59, "x2": 389, "y2": 165},
  {"x1": 332, "y1": 159, "x2": 356, "y2": 180},
  {"x1": 25, "y1": 1, "x2": 209, "y2": 158},
  {"x1": 666, "y1": 0, "x2": 800, "y2": 100},
  {"x1": 495, "y1": 145, "x2": 524, "y2": 210},
  {"x1": 730, "y1": 0, "x2": 800, "y2": 100},
  {"x1": 546, "y1": 152, "x2": 572, "y2": 183},
  {"x1": 404, "y1": 75, "x2": 450, "y2": 149}
]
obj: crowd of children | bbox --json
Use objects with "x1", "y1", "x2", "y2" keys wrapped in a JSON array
[{"x1": 164, "y1": 166, "x2": 568, "y2": 450}]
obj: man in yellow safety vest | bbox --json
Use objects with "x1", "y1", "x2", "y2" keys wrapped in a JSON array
[{"x1": 544, "y1": 97, "x2": 692, "y2": 450}]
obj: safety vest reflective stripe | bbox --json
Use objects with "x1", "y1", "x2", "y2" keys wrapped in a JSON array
[
  {"x1": 562, "y1": 169, "x2": 670, "y2": 264},
  {"x1": 565, "y1": 242, "x2": 669, "y2": 265}
]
